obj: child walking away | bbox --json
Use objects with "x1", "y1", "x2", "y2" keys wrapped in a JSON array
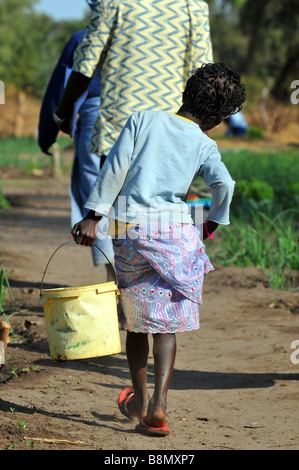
[{"x1": 72, "y1": 63, "x2": 246, "y2": 436}]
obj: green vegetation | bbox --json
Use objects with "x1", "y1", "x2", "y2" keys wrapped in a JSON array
[
  {"x1": 210, "y1": 210, "x2": 298, "y2": 290},
  {"x1": 196, "y1": 148, "x2": 299, "y2": 290},
  {"x1": 0, "y1": 0, "x2": 91, "y2": 98},
  {"x1": 209, "y1": 0, "x2": 299, "y2": 102},
  {"x1": 221, "y1": 148, "x2": 299, "y2": 218},
  {"x1": 0, "y1": 137, "x2": 50, "y2": 172},
  {"x1": 0, "y1": 136, "x2": 71, "y2": 207},
  {"x1": 0, "y1": 136, "x2": 70, "y2": 169},
  {"x1": 0, "y1": 136, "x2": 71, "y2": 178},
  {"x1": 0, "y1": 0, "x2": 297, "y2": 101}
]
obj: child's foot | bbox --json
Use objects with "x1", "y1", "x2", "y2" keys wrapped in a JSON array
[
  {"x1": 118, "y1": 387, "x2": 147, "y2": 421},
  {"x1": 138, "y1": 398, "x2": 169, "y2": 435},
  {"x1": 135, "y1": 418, "x2": 170, "y2": 436},
  {"x1": 127, "y1": 394, "x2": 148, "y2": 421}
]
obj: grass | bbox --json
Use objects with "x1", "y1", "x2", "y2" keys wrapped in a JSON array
[
  {"x1": 220, "y1": 148, "x2": 299, "y2": 187},
  {"x1": 195, "y1": 147, "x2": 299, "y2": 289},
  {"x1": 0, "y1": 135, "x2": 72, "y2": 207},
  {"x1": 0, "y1": 135, "x2": 71, "y2": 172},
  {"x1": 220, "y1": 148, "x2": 299, "y2": 216},
  {"x1": 210, "y1": 210, "x2": 299, "y2": 290}
]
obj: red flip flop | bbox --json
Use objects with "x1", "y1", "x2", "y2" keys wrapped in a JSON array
[
  {"x1": 136, "y1": 418, "x2": 170, "y2": 436},
  {"x1": 118, "y1": 387, "x2": 135, "y2": 420}
]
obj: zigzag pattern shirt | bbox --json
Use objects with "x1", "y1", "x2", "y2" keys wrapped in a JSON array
[{"x1": 73, "y1": 0, "x2": 213, "y2": 157}]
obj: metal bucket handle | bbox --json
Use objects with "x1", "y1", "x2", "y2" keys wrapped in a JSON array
[{"x1": 39, "y1": 240, "x2": 116, "y2": 297}]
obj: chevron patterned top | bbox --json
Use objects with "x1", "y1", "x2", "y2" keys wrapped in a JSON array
[{"x1": 73, "y1": 0, "x2": 213, "y2": 156}]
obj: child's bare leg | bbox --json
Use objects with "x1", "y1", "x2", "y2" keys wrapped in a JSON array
[
  {"x1": 146, "y1": 333, "x2": 176, "y2": 426},
  {"x1": 126, "y1": 331, "x2": 149, "y2": 419}
]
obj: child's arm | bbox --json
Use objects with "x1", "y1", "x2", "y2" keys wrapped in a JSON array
[
  {"x1": 84, "y1": 114, "x2": 137, "y2": 216},
  {"x1": 71, "y1": 210, "x2": 102, "y2": 246},
  {"x1": 71, "y1": 114, "x2": 137, "y2": 246},
  {"x1": 198, "y1": 144, "x2": 235, "y2": 229},
  {"x1": 203, "y1": 219, "x2": 218, "y2": 240}
]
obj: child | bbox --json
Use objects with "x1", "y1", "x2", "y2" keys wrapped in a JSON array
[{"x1": 72, "y1": 62, "x2": 246, "y2": 436}]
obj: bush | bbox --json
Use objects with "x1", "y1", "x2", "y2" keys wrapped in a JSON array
[
  {"x1": 235, "y1": 177, "x2": 274, "y2": 201},
  {"x1": 216, "y1": 149, "x2": 299, "y2": 220},
  {"x1": 210, "y1": 210, "x2": 299, "y2": 290},
  {"x1": 288, "y1": 181, "x2": 299, "y2": 195},
  {"x1": 247, "y1": 126, "x2": 265, "y2": 140}
]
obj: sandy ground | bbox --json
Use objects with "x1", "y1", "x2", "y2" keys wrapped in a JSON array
[{"x1": 0, "y1": 161, "x2": 298, "y2": 452}]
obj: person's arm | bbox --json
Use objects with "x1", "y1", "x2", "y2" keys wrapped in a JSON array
[
  {"x1": 71, "y1": 210, "x2": 102, "y2": 246},
  {"x1": 84, "y1": 114, "x2": 137, "y2": 214},
  {"x1": 55, "y1": 3, "x2": 117, "y2": 134},
  {"x1": 203, "y1": 219, "x2": 218, "y2": 240},
  {"x1": 38, "y1": 35, "x2": 79, "y2": 153},
  {"x1": 54, "y1": 71, "x2": 92, "y2": 134},
  {"x1": 198, "y1": 143, "x2": 235, "y2": 235},
  {"x1": 72, "y1": 114, "x2": 137, "y2": 245},
  {"x1": 39, "y1": 31, "x2": 86, "y2": 148}
]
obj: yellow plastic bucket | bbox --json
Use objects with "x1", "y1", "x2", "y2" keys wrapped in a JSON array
[{"x1": 39, "y1": 241, "x2": 121, "y2": 361}]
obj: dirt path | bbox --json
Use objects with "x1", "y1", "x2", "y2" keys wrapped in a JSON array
[{"x1": 0, "y1": 173, "x2": 298, "y2": 451}]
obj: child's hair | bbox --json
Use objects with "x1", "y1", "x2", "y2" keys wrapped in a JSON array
[{"x1": 182, "y1": 62, "x2": 246, "y2": 130}]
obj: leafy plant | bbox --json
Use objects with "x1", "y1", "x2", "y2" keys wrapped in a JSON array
[
  {"x1": 235, "y1": 177, "x2": 274, "y2": 201},
  {"x1": 11, "y1": 368, "x2": 18, "y2": 378},
  {"x1": 17, "y1": 420, "x2": 28, "y2": 431},
  {"x1": 211, "y1": 209, "x2": 299, "y2": 290},
  {"x1": 214, "y1": 149, "x2": 299, "y2": 221},
  {"x1": 247, "y1": 126, "x2": 265, "y2": 140},
  {"x1": 25, "y1": 440, "x2": 35, "y2": 450}
]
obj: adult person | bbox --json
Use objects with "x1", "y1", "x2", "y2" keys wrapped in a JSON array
[
  {"x1": 38, "y1": 0, "x2": 114, "y2": 279},
  {"x1": 53, "y1": 0, "x2": 213, "y2": 168}
]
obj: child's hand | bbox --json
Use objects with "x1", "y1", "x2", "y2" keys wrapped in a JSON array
[
  {"x1": 71, "y1": 211, "x2": 102, "y2": 246},
  {"x1": 203, "y1": 219, "x2": 218, "y2": 240}
]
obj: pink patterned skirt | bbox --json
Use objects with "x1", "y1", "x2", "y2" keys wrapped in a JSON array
[{"x1": 113, "y1": 223, "x2": 213, "y2": 334}]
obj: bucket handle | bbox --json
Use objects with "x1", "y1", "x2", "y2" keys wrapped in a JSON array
[{"x1": 39, "y1": 240, "x2": 117, "y2": 297}]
